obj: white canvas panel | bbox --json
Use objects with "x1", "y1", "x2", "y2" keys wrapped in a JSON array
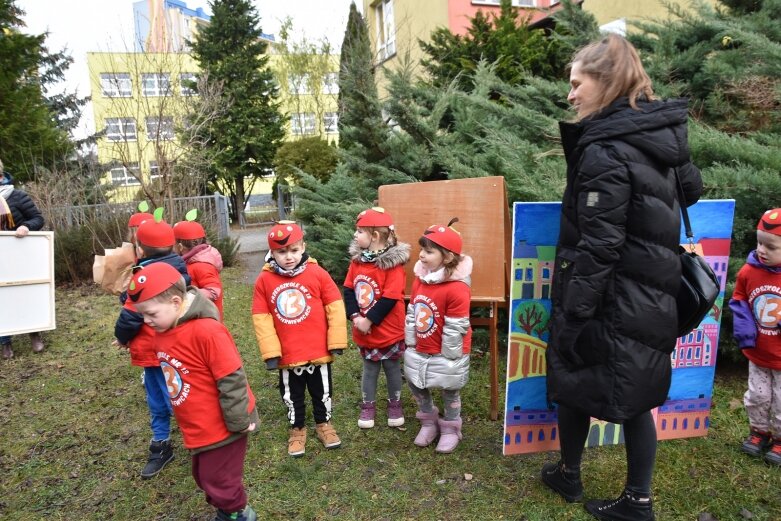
[{"x1": 0, "y1": 233, "x2": 51, "y2": 283}]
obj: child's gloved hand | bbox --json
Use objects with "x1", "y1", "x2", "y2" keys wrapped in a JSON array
[{"x1": 265, "y1": 357, "x2": 280, "y2": 370}]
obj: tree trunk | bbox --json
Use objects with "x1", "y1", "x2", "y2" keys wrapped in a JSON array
[{"x1": 235, "y1": 172, "x2": 246, "y2": 228}]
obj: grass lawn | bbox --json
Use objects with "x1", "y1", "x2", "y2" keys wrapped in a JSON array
[{"x1": 1, "y1": 263, "x2": 779, "y2": 520}]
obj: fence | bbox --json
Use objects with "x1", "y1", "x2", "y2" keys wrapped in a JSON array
[{"x1": 46, "y1": 193, "x2": 231, "y2": 239}]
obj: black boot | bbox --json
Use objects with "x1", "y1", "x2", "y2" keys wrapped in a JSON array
[
  {"x1": 541, "y1": 461, "x2": 583, "y2": 502},
  {"x1": 585, "y1": 490, "x2": 655, "y2": 520},
  {"x1": 140, "y1": 439, "x2": 174, "y2": 479}
]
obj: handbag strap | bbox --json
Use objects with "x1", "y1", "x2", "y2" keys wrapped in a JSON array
[{"x1": 673, "y1": 167, "x2": 695, "y2": 250}]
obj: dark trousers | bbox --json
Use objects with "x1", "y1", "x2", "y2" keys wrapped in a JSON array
[
  {"x1": 191, "y1": 435, "x2": 248, "y2": 514},
  {"x1": 279, "y1": 363, "x2": 333, "y2": 428},
  {"x1": 558, "y1": 404, "x2": 657, "y2": 496}
]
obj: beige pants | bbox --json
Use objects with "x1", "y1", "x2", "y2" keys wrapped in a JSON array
[{"x1": 745, "y1": 361, "x2": 781, "y2": 436}]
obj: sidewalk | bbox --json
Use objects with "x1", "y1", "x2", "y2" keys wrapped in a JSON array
[{"x1": 231, "y1": 224, "x2": 270, "y2": 284}]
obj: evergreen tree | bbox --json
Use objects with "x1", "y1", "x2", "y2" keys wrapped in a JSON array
[
  {"x1": 0, "y1": 0, "x2": 87, "y2": 181},
  {"x1": 188, "y1": 0, "x2": 285, "y2": 223},
  {"x1": 336, "y1": 1, "x2": 387, "y2": 163}
]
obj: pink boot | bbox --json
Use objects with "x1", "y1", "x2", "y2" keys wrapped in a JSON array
[
  {"x1": 414, "y1": 407, "x2": 439, "y2": 447},
  {"x1": 435, "y1": 418, "x2": 462, "y2": 454}
]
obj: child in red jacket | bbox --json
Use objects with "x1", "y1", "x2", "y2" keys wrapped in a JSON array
[
  {"x1": 252, "y1": 221, "x2": 347, "y2": 457},
  {"x1": 130, "y1": 262, "x2": 258, "y2": 521},
  {"x1": 173, "y1": 219, "x2": 225, "y2": 320}
]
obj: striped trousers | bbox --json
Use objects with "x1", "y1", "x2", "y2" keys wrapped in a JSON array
[{"x1": 279, "y1": 362, "x2": 334, "y2": 427}]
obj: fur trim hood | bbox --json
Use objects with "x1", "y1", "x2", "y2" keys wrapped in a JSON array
[
  {"x1": 413, "y1": 255, "x2": 473, "y2": 285},
  {"x1": 349, "y1": 240, "x2": 411, "y2": 270}
]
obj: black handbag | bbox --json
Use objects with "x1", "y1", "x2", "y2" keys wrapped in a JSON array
[{"x1": 675, "y1": 169, "x2": 720, "y2": 337}]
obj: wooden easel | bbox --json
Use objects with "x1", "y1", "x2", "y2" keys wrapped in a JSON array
[{"x1": 379, "y1": 177, "x2": 511, "y2": 420}]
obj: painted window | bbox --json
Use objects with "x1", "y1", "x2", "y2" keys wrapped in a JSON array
[
  {"x1": 290, "y1": 112, "x2": 316, "y2": 135},
  {"x1": 109, "y1": 162, "x2": 140, "y2": 186},
  {"x1": 100, "y1": 73, "x2": 132, "y2": 97},
  {"x1": 105, "y1": 118, "x2": 137, "y2": 141},
  {"x1": 145, "y1": 116, "x2": 175, "y2": 140},
  {"x1": 374, "y1": 0, "x2": 395, "y2": 62},
  {"x1": 179, "y1": 73, "x2": 197, "y2": 96},
  {"x1": 324, "y1": 112, "x2": 339, "y2": 134},
  {"x1": 141, "y1": 73, "x2": 171, "y2": 96}
]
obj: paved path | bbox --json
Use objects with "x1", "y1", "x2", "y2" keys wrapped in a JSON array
[{"x1": 230, "y1": 225, "x2": 270, "y2": 284}]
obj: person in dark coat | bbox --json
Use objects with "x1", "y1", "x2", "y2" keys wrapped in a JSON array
[
  {"x1": 0, "y1": 161, "x2": 46, "y2": 359},
  {"x1": 539, "y1": 35, "x2": 702, "y2": 521}
]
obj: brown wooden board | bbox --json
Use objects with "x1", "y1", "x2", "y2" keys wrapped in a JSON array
[
  {"x1": 378, "y1": 176, "x2": 511, "y2": 302},
  {"x1": 379, "y1": 176, "x2": 511, "y2": 420}
]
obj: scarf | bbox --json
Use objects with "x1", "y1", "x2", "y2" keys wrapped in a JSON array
[
  {"x1": 268, "y1": 252, "x2": 310, "y2": 277},
  {"x1": 0, "y1": 186, "x2": 15, "y2": 231},
  {"x1": 360, "y1": 245, "x2": 390, "y2": 263}
]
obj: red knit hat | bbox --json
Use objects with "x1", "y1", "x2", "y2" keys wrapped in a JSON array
[
  {"x1": 128, "y1": 212, "x2": 154, "y2": 228},
  {"x1": 128, "y1": 262, "x2": 183, "y2": 303},
  {"x1": 758, "y1": 208, "x2": 781, "y2": 236},
  {"x1": 356, "y1": 207, "x2": 394, "y2": 228},
  {"x1": 422, "y1": 219, "x2": 463, "y2": 255},
  {"x1": 268, "y1": 221, "x2": 304, "y2": 249},
  {"x1": 137, "y1": 219, "x2": 175, "y2": 248},
  {"x1": 173, "y1": 220, "x2": 206, "y2": 240}
]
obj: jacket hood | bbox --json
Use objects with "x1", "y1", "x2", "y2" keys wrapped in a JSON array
[
  {"x1": 177, "y1": 288, "x2": 221, "y2": 325},
  {"x1": 348, "y1": 240, "x2": 411, "y2": 269},
  {"x1": 184, "y1": 243, "x2": 224, "y2": 271},
  {"x1": 413, "y1": 255, "x2": 473, "y2": 285},
  {"x1": 560, "y1": 97, "x2": 691, "y2": 168}
]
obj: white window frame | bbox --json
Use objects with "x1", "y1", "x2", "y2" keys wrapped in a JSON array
[
  {"x1": 323, "y1": 72, "x2": 339, "y2": 95},
  {"x1": 288, "y1": 74, "x2": 311, "y2": 95},
  {"x1": 100, "y1": 73, "x2": 132, "y2": 97},
  {"x1": 105, "y1": 118, "x2": 137, "y2": 141},
  {"x1": 109, "y1": 163, "x2": 141, "y2": 186},
  {"x1": 290, "y1": 112, "x2": 316, "y2": 135},
  {"x1": 149, "y1": 160, "x2": 175, "y2": 181},
  {"x1": 472, "y1": 0, "x2": 536, "y2": 6},
  {"x1": 324, "y1": 112, "x2": 338, "y2": 134},
  {"x1": 179, "y1": 73, "x2": 197, "y2": 96},
  {"x1": 141, "y1": 73, "x2": 171, "y2": 97},
  {"x1": 374, "y1": 0, "x2": 396, "y2": 62},
  {"x1": 145, "y1": 116, "x2": 175, "y2": 141}
]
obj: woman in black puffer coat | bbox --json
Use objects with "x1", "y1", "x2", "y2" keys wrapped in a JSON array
[
  {"x1": 0, "y1": 162, "x2": 46, "y2": 359},
  {"x1": 539, "y1": 35, "x2": 702, "y2": 521}
]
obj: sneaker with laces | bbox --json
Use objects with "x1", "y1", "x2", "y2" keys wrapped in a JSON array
[
  {"x1": 315, "y1": 422, "x2": 341, "y2": 449},
  {"x1": 387, "y1": 399, "x2": 405, "y2": 427},
  {"x1": 288, "y1": 427, "x2": 306, "y2": 457},
  {"x1": 358, "y1": 401, "x2": 376, "y2": 429},
  {"x1": 764, "y1": 438, "x2": 781, "y2": 466},
  {"x1": 741, "y1": 428, "x2": 772, "y2": 457},
  {"x1": 584, "y1": 490, "x2": 654, "y2": 521},
  {"x1": 540, "y1": 461, "x2": 583, "y2": 502},
  {"x1": 214, "y1": 505, "x2": 257, "y2": 521}
]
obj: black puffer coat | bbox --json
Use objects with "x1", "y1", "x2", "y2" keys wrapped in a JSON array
[
  {"x1": 546, "y1": 98, "x2": 702, "y2": 423},
  {"x1": 0, "y1": 173, "x2": 44, "y2": 232}
]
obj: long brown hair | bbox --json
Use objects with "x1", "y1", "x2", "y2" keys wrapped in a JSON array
[{"x1": 569, "y1": 34, "x2": 655, "y2": 119}]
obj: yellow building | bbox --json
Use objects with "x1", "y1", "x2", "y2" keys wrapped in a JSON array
[
  {"x1": 89, "y1": 0, "x2": 339, "y2": 201},
  {"x1": 585, "y1": 0, "x2": 717, "y2": 34}
]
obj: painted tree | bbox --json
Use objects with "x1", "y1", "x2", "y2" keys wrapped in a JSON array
[
  {"x1": 188, "y1": 0, "x2": 285, "y2": 223},
  {"x1": 0, "y1": 0, "x2": 88, "y2": 181},
  {"x1": 514, "y1": 301, "x2": 550, "y2": 338}
]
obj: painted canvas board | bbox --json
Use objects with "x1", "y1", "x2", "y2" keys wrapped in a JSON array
[
  {"x1": 503, "y1": 201, "x2": 735, "y2": 455},
  {"x1": 0, "y1": 231, "x2": 56, "y2": 336}
]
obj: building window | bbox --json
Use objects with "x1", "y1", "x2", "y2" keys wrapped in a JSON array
[
  {"x1": 374, "y1": 0, "x2": 395, "y2": 62},
  {"x1": 110, "y1": 163, "x2": 140, "y2": 186},
  {"x1": 472, "y1": 0, "x2": 536, "y2": 6},
  {"x1": 141, "y1": 73, "x2": 171, "y2": 96},
  {"x1": 290, "y1": 112, "x2": 315, "y2": 135},
  {"x1": 145, "y1": 116, "x2": 175, "y2": 140},
  {"x1": 105, "y1": 118, "x2": 137, "y2": 141},
  {"x1": 324, "y1": 112, "x2": 338, "y2": 134},
  {"x1": 149, "y1": 160, "x2": 175, "y2": 180},
  {"x1": 100, "y1": 73, "x2": 132, "y2": 97},
  {"x1": 288, "y1": 74, "x2": 311, "y2": 95},
  {"x1": 180, "y1": 73, "x2": 197, "y2": 96},
  {"x1": 323, "y1": 72, "x2": 339, "y2": 94}
]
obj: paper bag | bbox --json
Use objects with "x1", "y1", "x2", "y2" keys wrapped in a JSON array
[{"x1": 93, "y1": 242, "x2": 136, "y2": 295}]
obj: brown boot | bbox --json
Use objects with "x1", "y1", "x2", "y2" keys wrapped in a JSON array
[
  {"x1": 2, "y1": 341, "x2": 12, "y2": 360},
  {"x1": 288, "y1": 427, "x2": 306, "y2": 457},
  {"x1": 315, "y1": 422, "x2": 341, "y2": 449},
  {"x1": 30, "y1": 332, "x2": 44, "y2": 353}
]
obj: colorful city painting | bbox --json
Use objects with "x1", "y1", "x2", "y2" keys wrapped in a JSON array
[{"x1": 503, "y1": 200, "x2": 735, "y2": 455}]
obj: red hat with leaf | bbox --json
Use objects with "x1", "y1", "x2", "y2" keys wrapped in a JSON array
[
  {"x1": 136, "y1": 208, "x2": 175, "y2": 248},
  {"x1": 128, "y1": 262, "x2": 183, "y2": 303},
  {"x1": 173, "y1": 209, "x2": 206, "y2": 240}
]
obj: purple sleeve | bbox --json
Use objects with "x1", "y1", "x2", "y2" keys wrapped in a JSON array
[{"x1": 728, "y1": 298, "x2": 756, "y2": 349}]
